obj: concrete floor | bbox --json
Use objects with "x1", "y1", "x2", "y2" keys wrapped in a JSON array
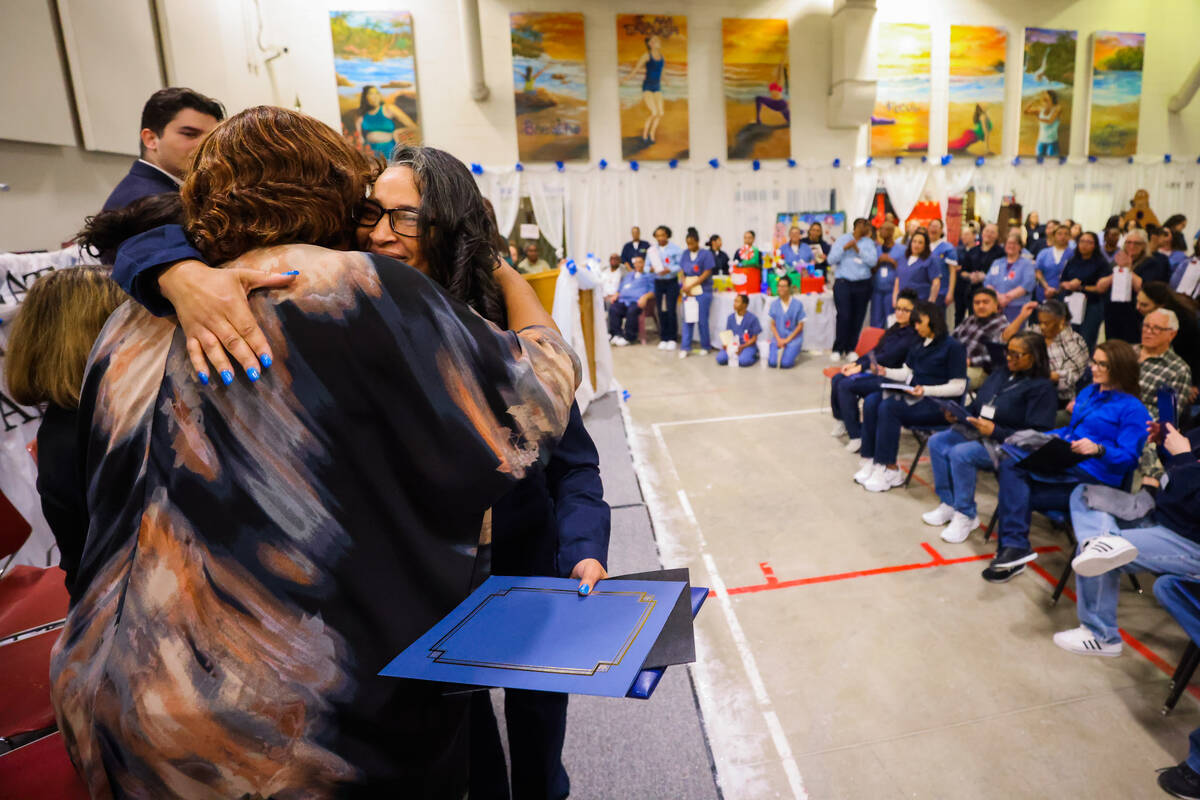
[{"x1": 610, "y1": 342, "x2": 1200, "y2": 799}]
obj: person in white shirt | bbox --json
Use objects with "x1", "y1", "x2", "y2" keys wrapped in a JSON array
[{"x1": 600, "y1": 253, "x2": 624, "y2": 309}]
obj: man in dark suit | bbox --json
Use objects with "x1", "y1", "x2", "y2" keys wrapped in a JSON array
[
  {"x1": 620, "y1": 226, "x2": 650, "y2": 268},
  {"x1": 102, "y1": 87, "x2": 225, "y2": 211}
]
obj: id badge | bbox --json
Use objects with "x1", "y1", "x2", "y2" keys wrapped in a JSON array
[
  {"x1": 981, "y1": 404, "x2": 997, "y2": 420},
  {"x1": 880, "y1": 267, "x2": 888, "y2": 278}
]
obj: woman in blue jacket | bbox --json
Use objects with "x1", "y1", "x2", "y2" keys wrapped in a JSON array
[
  {"x1": 924, "y1": 331, "x2": 1059, "y2": 544},
  {"x1": 891, "y1": 230, "x2": 941, "y2": 307},
  {"x1": 677, "y1": 226, "x2": 715, "y2": 357},
  {"x1": 984, "y1": 339, "x2": 1151, "y2": 583}
]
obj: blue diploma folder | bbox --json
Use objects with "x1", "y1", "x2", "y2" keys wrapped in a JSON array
[
  {"x1": 627, "y1": 587, "x2": 708, "y2": 700},
  {"x1": 379, "y1": 576, "x2": 686, "y2": 697}
]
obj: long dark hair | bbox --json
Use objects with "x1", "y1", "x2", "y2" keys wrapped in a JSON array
[
  {"x1": 1096, "y1": 339, "x2": 1140, "y2": 396},
  {"x1": 1010, "y1": 331, "x2": 1051, "y2": 379},
  {"x1": 358, "y1": 85, "x2": 381, "y2": 113},
  {"x1": 906, "y1": 230, "x2": 930, "y2": 259},
  {"x1": 912, "y1": 300, "x2": 946, "y2": 340},
  {"x1": 78, "y1": 192, "x2": 184, "y2": 263},
  {"x1": 390, "y1": 145, "x2": 507, "y2": 326}
]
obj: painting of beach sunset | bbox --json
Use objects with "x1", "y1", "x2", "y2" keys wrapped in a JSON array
[
  {"x1": 872, "y1": 23, "x2": 930, "y2": 158},
  {"x1": 1089, "y1": 31, "x2": 1145, "y2": 157},
  {"x1": 948, "y1": 26, "x2": 1005, "y2": 157},
  {"x1": 722, "y1": 18, "x2": 789, "y2": 160},
  {"x1": 617, "y1": 14, "x2": 688, "y2": 161},
  {"x1": 1019, "y1": 28, "x2": 1075, "y2": 157},
  {"x1": 511, "y1": 12, "x2": 588, "y2": 162},
  {"x1": 329, "y1": 12, "x2": 421, "y2": 161}
]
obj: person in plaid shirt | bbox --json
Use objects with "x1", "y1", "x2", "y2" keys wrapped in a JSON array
[
  {"x1": 1138, "y1": 307, "x2": 1193, "y2": 482},
  {"x1": 951, "y1": 287, "x2": 1007, "y2": 389},
  {"x1": 1003, "y1": 298, "x2": 1090, "y2": 405}
]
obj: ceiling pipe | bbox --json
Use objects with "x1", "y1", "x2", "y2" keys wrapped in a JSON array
[
  {"x1": 459, "y1": 0, "x2": 490, "y2": 102},
  {"x1": 1168, "y1": 58, "x2": 1200, "y2": 113}
]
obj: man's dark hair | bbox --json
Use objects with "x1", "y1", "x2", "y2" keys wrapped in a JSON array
[
  {"x1": 140, "y1": 87, "x2": 225, "y2": 154},
  {"x1": 897, "y1": 288, "x2": 919, "y2": 304},
  {"x1": 973, "y1": 287, "x2": 998, "y2": 302}
]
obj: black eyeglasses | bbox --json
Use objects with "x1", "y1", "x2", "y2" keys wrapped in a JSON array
[
  {"x1": 1005, "y1": 349, "x2": 1029, "y2": 359},
  {"x1": 353, "y1": 199, "x2": 421, "y2": 238}
]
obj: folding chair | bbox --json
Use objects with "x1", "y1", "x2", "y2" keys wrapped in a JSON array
[
  {"x1": 0, "y1": 731, "x2": 89, "y2": 799},
  {"x1": 0, "y1": 489, "x2": 33, "y2": 583},
  {"x1": 1163, "y1": 640, "x2": 1200, "y2": 715},
  {"x1": 820, "y1": 326, "x2": 886, "y2": 408},
  {"x1": 0, "y1": 628, "x2": 63, "y2": 746},
  {"x1": 901, "y1": 427, "x2": 942, "y2": 489}
]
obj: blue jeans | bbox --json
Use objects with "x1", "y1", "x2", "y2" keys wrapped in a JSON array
[
  {"x1": 928, "y1": 428, "x2": 994, "y2": 518},
  {"x1": 679, "y1": 293, "x2": 713, "y2": 351},
  {"x1": 654, "y1": 279, "x2": 680, "y2": 342},
  {"x1": 869, "y1": 289, "x2": 893, "y2": 329},
  {"x1": 1153, "y1": 576, "x2": 1200, "y2": 773},
  {"x1": 995, "y1": 447, "x2": 1098, "y2": 551},
  {"x1": 607, "y1": 300, "x2": 642, "y2": 340},
  {"x1": 768, "y1": 337, "x2": 804, "y2": 368},
  {"x1": 716, "y1": 346, "x2": 757, "y2": 366},
  {"x1": 1036, "y1": 141, "x2": 1059, "y2": 157},
  {"x1": 830, "y1": 373, "x2": 885, "y2": 438},
  {"x1": 1070, "y1": 486, "x2": 1200, "y2": 643},
  {"x1": 861, "y1": 393, "x2": 945, "y2": 465}
]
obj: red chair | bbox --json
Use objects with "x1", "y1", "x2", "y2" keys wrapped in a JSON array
[
  {"x1": 821, "y1": 326, "x2": 887, "y2": 408},
  {"x1": 0, "y1": 489, "x2": 33, "y2": 582},
  {"x1": 0, "y1": 732, "x2": 89, "y2": 800},
  {"x1": 0, "y1": 566, "x2": 69, "y2": 641},
  {"x1": 0, "y1": 628, "x2": 62, "y2": 742}
]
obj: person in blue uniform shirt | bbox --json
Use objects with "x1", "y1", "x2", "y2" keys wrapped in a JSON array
[
  {"x1": 892, "y1": 229, "x2": 941, "y2": 306},
  {"x1": 648, "y1": 225, "x2": 684, "y2": 350},
  {"x1": 608, "y1": 255, "x2": 656, "y2": 346},
  {"x1": 678, "y1": 227, "x2": 716, "y2": 357},
  {"x1": 620, "y1": 226, "x2": 650, "y2": 269},
  {"x1": 716, "y1": 293, "x2": 762, "y2": 366},
  {"x1": 778, "y1": 225, "x2": 815, "y2": 270},
  {"x1": 1034, "y1": 223, "x2": 1073, "y2": 301},
  {"x1": 928, "y1": 219, "x2": 958, "y2": 309},
  {"x1": 828, "y1": 218, "x2": 879, "y2": 360},
  {"x1": 871, "y1": 222, "x2": 904, "y2": 328},
  {"x1": 767, "y1": 275, "x2": 806, "y2": 368},
  {"x1": 103, "y1": 87, "x2": 224, "y2": 212},
  {"x1": 984, "y1": 231, "x2": 1038, "y2": 323}
]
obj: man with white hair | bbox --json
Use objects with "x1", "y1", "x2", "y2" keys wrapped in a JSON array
[{"x1": 1136, "y1": 307, "x2": 1193, "y2": 483}]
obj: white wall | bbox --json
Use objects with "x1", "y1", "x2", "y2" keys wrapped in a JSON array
[{"x1": 2, "y1": 0, "x2": 1198, "y2": 251}]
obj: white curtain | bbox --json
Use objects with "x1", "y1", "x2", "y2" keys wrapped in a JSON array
[
  {"x1": 881, "y1": 164, "x2": 931, "y2": 222},
  {"x1": 526, "y1": 170, "x2": 567, "y2": 257},
  {"x1": 928, "y1": 165, "x2": 977, "y2": 213},
  {"x1": 474, "y1": 170, "x2": 522, "y2": 240}
]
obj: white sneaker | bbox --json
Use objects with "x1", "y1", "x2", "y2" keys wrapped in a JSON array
[
  {"x1": 657, "y1": 340, "x2": 668, "y2": 350},
  {"x1": 845, "y1": 438, "x2": 861, "y2": 453},
  {"x1": 665, "y1": 340, "x2": 677, "y2": 350},
  {"x1": 853, "y1": 459, "x2": 875, "y2": 484},
  {"x1": 678, "y1": 349, "x2": 689, "y2": 359},
  {"x1": 1053, "y1": 626, "x2": 1123, "y2": 657},
  {"x1": 612, "y1": 336, "x2": 629, "y2": 347},
  {"x1": 922, "y1": 503, "x2": 956, "y2": 527},
  {"x1": 829, "y1": 351, "x2": 842, "y2": 362},
  {"x1": 864, "y1": 467, "x2": 904, "y2": 492},
  {"x1": 940, "y1": 512, "x2": 980, "y2": 544},
  {"x1": 830, "y1": 421, "x2": 847, "y2": 437},
  {"x1": 1072, "y1": 535, "x2": 1139, "y2": 578}
]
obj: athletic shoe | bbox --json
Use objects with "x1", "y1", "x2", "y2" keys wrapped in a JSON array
[
  {"x1": 981, "y1": 563, "x2": 1026, "y2": 583},
  {"x1": 657, "y1": 340, "x2": 669, "y2": 350},
  {"x1": 665, "y1": 341, "x2": 677, "y2": 350},
  {"x1": 612, "y1": 336, "x2": 630, "y2": 347},
  {"x1": 829, "y1": 352, "x2": 842, "y2": 362},
  {"x1": 845, "y1": 438, "x2": 861, "y2": 453},
  {"x1": 678, "y1": 350, "x2": 689, "y2": 359},
  {"x1": 1052, "y1": 625, "x2": 1123, "y2": 657},
  {"x1": 864, "y1": 467, "x2": 904, "y2": 493},
  {"x1": 1158, "y1": 762, "x2": 1200, "y2": 799},
  {"x1": 853, "y1": 459, "x2": 876, "y2": 484},
  {"x1": 940, "y1": 512, "x2": 980, "y2": 544},
  {"x1": 1072, "y1": 535, "x2": 1139, "y2": 578},
  {"x1": 991, "y1": 546, "x2": 1037, "y2": 570},
  {"x1": 922, "y1": 503, "x2": 955, "y2": 527},
  {"x1": 830, "y1": 421, "x2": 847, "y2": 437}
]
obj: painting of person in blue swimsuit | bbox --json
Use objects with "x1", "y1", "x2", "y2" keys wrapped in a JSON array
[
  {"x1": 355, "y1": 85, "x2": 416, "y2": 161},
  {"x1": 622, "y1": 35, "x2": 666, "y2": 144}
]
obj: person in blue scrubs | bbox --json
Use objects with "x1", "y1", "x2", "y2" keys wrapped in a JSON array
[
  {"x1": 984, "y1": 231, "x2": 1038, "y2": 323},
  {"x1": 608, "y1": 256, "x2": 656, "y2": 345},
  {"x1": 871, "y1": 222, "x2": 904, "y2": 328},
  {"x1": 716, "y1": 293, "x2": 762, "y2": 366},
  {"x1": 1034, "y1": 224, "x2": 1072, "y2": 301},
  {"x1": 778, "y1": 225, "x2": 814, "y2": 270},
  {"x1": 649, "y1": 225, "x2": 684, "y2": 350},
  {"x1": 928, "y1": 219, "x2": 957, "y2": 309},
  {"x1": 767, "y1": 275, "x2": 806, "y2": 368},
  {"x1": 892, "y1": 229, "x2": 941, "y2": 307},
  {"x1": 678, "y1": 227, "x2": 716, "y2": 356}
]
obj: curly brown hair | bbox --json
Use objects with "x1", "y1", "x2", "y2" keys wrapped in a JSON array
[{"x1": 182, "y1": 106, "x2": 378, "y2": 263}]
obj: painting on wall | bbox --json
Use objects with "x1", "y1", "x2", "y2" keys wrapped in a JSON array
[
  {"x1": 1018, "y1": 28, "x2": 1076, "y2": 157},
  {"x1": 1089, "y1": 32, "x2": 1145, "y2": 157},
  {"x1": 948, "y1": 25, "x2": 1005, "y2": 156},
  {"x1": 722, "y1": 18, "x2": 789, "y2": 160},
  {"x1": 329, "y1": 11, "x2": 420, "y2": 161},
  {"x1": 617, "y1": 15, "x2": 688, "y2": 161},
  {"x1": 511, "y1": 12, "x2": 588, "y2": 162},
  {"x1": 871, "y1": 23, "x2": 930, "y2": 158}
]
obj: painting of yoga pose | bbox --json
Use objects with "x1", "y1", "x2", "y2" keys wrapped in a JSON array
[
  {"x1": 617, "y1": 15, "x2": 688, "y2": 160},
  {"x1": 722, "y1": 17, "x2": 790, "y2": 160}
]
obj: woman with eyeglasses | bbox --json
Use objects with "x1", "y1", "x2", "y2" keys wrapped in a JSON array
[
  {"x1": 1098, "y1": 228, "x2": 1170, "y2": 344},
  {"x1": 983, "y1": 339, "x2": 1151, "y2": 583},
  {"x1": 923, "y1": 332, "x2": 1058, "y2": 544}
]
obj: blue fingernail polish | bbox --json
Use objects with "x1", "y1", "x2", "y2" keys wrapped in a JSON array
[
  {"x1": 283, "y1": 270, "x2": 300, "y2": 276},
  {"x1": 220, "y1": 370, "x2": 233, "y2": 385},
  {"x1": 579, "y1": 584, "x2": 590, "y2": 596},
  {"x1": 247, "y1": 367, "x2": 260, "y2": 382},
  {"x1": 198, "y1": 372, "x2": 209, "y2": 385},
  {"x1": 259, "y1": 353, "x2": 272, "y2": 368}
]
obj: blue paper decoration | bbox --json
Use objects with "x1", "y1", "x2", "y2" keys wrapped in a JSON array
[
  {"x1": 940, "y1": 155, "x2": 952, "y2": 166},
  {"x1": 1088, "y1": 155, "x2": 1098, "y2": 163},
  {"x1": 1165, "y1": 154, "x2": 1173, "y2": 163},
  {"x1": 630, "y1": 160, "x2": 640, "y2": 171},
  {"x1": 787, "y1": 158, "x2": 796, "y2": 168},
  {"x1": 1127, "y1": 156, "x2": 1134, "y2": 164},
  {"x1": 1058, "y1": 156, "x2": 1067, "y2": 165},
  {"x1": 1012, "y1": 156, "x2": 1021, "y2": 165},
  {"x1": 470, "y1": 163, "x2": 483, "y2": 175},
  {"x1": 865, "y1": 157, "x2": 874, "y2": 167},
  {"x1": 921, "y1": 155, "x2": 928, "y2": 163},
  {"x1": 895, "y1": 156, "x2": 903, "y2": 165},
  {"x1": 975, "y1": 156, "x2": 985, "y2": 167},
  {"x1": 555, "y1": 160, "x2": 565, "y2": 171},
  {"x1": 708, "y1": 158, "x2": 719, "y2": 168},
  {"x1": 752, "y1": 160, "x2": 761, "y2": 171},
  {"x1": 668, "y1": 159, "x2": 679, "y2": 169},
  {"x1": 599, "y1": 159, "x2": 608, "y2": 170},
  {"x1": 833, "y1": 158, "x2": 841, "y2": 168},
  {"x1": 515, "y1": 162, "x2": 524, "y2": 172}
]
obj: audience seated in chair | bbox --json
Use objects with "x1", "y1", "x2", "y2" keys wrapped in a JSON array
[
  {"x1": 924, "y1": 331, "x2": 1058, "y2": 544},
  {"x1": 1135, "y1": 307, "x2": 1194, "y2": 487},
  {"x1": 607, "y1": 255, "x2": 655, "y2": 346},
  {"x1": 853, "y1": 300, "x2": 968, "y2": 493},
  {"x1": 1002, "y1": 298, "x2": 1090, "y2": 407},
  {"x1": 715, "y1": 293, "x2": 761, "y2": 367},
  {"x1": 830, "y1": 289, "x2": 921, "y2": 451},
  {"x1": 766, "y1": 275, "x2": 805, "y2": 368},
  {"x1": 983, "y1": 340, "x2": 1151, "y2": 583},
  {"x1": 1149, "y1": 575, "x2": 1200, "y2": 797},
  {"x1": 951, "y1": 287, "x2": 1007, "y2": 389}
]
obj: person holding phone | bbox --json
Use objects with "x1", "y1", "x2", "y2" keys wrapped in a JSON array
[{"x1": 923, "y1": 332, "x2": 1057, "y2": 544}]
